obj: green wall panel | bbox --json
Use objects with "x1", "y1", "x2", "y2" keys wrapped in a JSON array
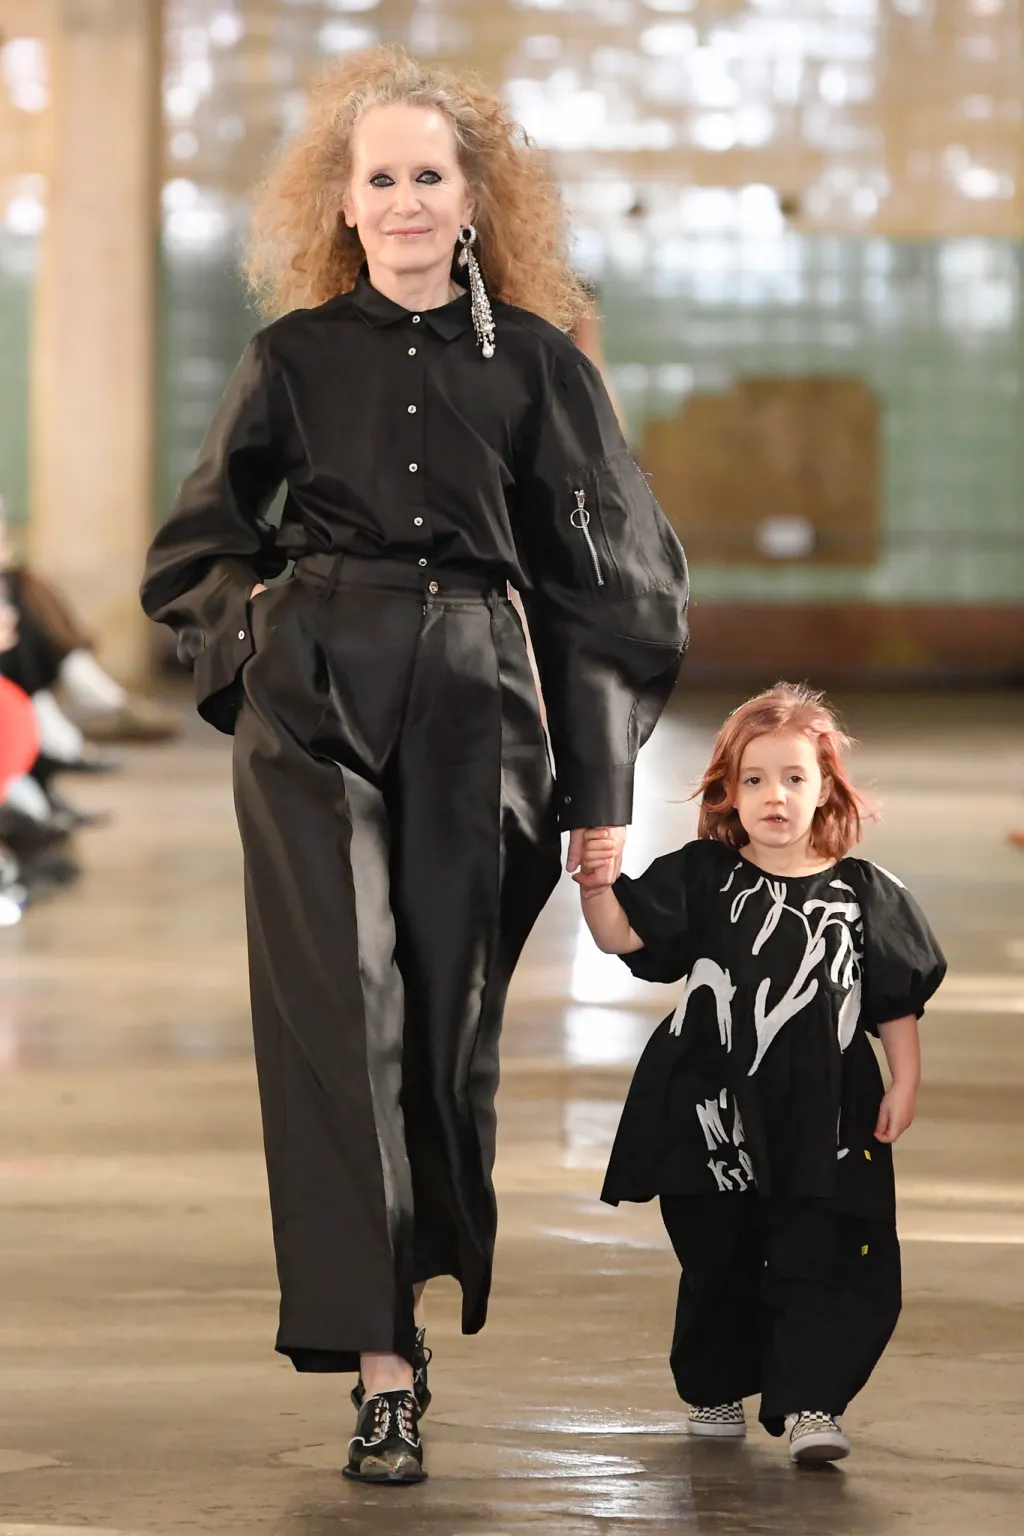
[{"x1": 599, "y1": 237, "x2": 1024, "y2": 603}]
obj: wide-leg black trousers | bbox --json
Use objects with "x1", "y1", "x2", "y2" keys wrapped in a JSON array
[
  {"x1": 233, "y1": 555, "x2": 560, "y2": 1373},
  {"x1": 659, "y1": 1195, "x2": 902, "y2": 1434}
]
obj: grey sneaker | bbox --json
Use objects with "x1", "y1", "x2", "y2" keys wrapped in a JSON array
[
  {"x1": 786, "y1": 1410, "x2": 851, "y2": 1464},
  {"x1": 686, "y1": 1401, "x2": 747, "y2": 1438}
]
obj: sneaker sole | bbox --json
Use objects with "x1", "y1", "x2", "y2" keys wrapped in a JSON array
[
  {"x1": 342, "y1": 1452, "x2": 427, "y2": 1484},
  {"x1": 687, "y1": 1421, "x2": 747, "y2": 1439},
  {"x1": 790, "y1": 1435, "x2": 850, "y2": 1465}
]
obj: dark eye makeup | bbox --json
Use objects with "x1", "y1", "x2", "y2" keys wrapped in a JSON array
[{"x1": 368, "y1": 169, "x2": 444, "y2": 188}]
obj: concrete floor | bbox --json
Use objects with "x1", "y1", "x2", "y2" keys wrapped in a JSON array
[{"x1": 0, "y1": 691, "x2": 1022, "y2": 1535}]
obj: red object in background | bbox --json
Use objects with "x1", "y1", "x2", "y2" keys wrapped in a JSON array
[{"x1": 0, "y1": 676, "x2": 38, "y2": 795}]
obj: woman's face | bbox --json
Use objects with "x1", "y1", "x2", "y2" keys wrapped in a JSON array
[{"x1": 343, "y1": 102, "x2": 474, "y2": 289}]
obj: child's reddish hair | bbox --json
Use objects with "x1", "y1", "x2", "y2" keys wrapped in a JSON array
[{"x1": 695, "y1": 682, "x2": 872, "y2": 859}]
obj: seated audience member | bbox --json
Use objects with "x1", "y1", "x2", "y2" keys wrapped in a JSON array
[
  {"x1": 0, "y1": 582, "x2": 83, "y2": 909},
  {"x1": 6, "y1": 565, "x2": 183, "y2": 744}
]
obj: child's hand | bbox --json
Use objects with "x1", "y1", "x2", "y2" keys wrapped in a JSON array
[
  {"x1": 874, "y1": 1082, "x2": 917, "y2": 1144},
  {"x1": 572, "y1": 827, "x2": 626, "y2": 895}
]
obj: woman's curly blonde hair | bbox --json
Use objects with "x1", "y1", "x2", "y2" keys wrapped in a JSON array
[{"x1": 246, "y1": 45, "x2": 591, "y2": 333}]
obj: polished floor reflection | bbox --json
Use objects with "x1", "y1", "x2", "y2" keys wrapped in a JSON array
[{"x1": 0, "y1": 691, "x2": 1022, "y2": 1534}]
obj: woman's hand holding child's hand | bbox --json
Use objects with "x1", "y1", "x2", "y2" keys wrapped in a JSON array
[
  {"x1": 573, "y1": 827, "x2": 642, "y2": 953},
  {"x1": 571, "y1": 827, "x2": 626, "y2": 897}
]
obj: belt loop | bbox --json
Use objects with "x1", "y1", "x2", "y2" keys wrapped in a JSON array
[{"x1": 324, "y1": 553, "x2": 345, "y2": 602}]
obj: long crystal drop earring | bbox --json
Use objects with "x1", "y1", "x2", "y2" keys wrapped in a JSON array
[{"x1": 457, "y1": 224, "x2": 495, "y2": 359}]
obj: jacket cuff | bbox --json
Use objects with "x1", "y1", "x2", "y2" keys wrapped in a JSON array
[
  {"x1": 191, "y1": 559, "x2": 257, "y2": 734},
  {"x1": 555, "y1": 761, "x2": 634, "y2": 830}
]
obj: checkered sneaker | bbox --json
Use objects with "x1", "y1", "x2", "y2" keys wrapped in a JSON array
[
  {"x1": 786, "y1": 1410, "x2": 851, "y2": 1464},
  {"x1": 686, "y1": 1401, "x2": 747, "y2": 1438}
]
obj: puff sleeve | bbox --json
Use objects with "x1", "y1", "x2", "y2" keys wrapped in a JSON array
[
  {"x1": 611, "y1": 841, "x2": 709, "y2": 984},
  {"x1": 854, "y1": 861, "x2": 947, "y2": 1030},
  {"x1": 140, "y1": 334, "x2": 287, "y2": 734},
  {"x1": 515, "y1": 349, "x2": 689, "y2": 830}
]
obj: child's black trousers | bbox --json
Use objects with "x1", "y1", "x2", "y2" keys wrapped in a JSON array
[{"x1": 659, "y1": 1194, "x2": 902, "y2": 1435}]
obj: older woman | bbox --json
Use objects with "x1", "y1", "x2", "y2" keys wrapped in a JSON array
[{"x1": 141, "y1": 47, "x2": 688, "y2": 1483}]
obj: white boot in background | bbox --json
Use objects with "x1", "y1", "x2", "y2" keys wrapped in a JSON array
[
  {"x1": 32, "y1": 689, "x2": 85, "y2": 764},
  {"x1": 59, "y1": 649, "x2": 183, "y2": 743},
  {"x1": 59, "y1": 648, "x2": 127, "y2": 715}
]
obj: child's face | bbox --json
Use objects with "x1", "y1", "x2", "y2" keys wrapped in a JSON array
[{"x1": 734, "y1": 731, "x2": 830, "y2": 854}]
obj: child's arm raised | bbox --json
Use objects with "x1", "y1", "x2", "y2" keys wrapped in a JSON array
[
  {"x1": 875, "y1": 1014, "x2": 921, "y2": 1143},
  {"x1": 574, "y1": 829, "x2": 644, "y2": 954}
]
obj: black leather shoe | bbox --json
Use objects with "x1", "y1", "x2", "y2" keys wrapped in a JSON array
[
  {"x1": 20, "y1": 847, "x2": 81, "y2": 901},
  {"x1": 0, "y1": 806, "x2": 70, "y2": 858},
  {"x1": 351, "y1": 1326, "x2": 432, "y2": 1415},
  {"x1": 35, "y1": 751, "x2": 122, "y2": 778},
  {"x1": 342, "y1": 1389, "x2": 425, "y2": 1484}
]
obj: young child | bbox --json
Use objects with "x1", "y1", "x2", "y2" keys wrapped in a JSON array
[{"x1": 576, "y1": 683, "x2": 946, "y2": 1466}]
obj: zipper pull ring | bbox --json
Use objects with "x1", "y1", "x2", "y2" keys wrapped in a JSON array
[{"x1": 569, "y1": 488, "x2": 604, "y2": 586}]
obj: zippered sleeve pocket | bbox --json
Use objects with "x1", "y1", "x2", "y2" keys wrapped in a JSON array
[
  {"x1": 569, "y1": 489, "x2": 605, "y2": 588},
  {"x1": 556, "y1": 451, "x2": 681, "y2": 599}
]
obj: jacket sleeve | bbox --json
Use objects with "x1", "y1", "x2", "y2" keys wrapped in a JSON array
[
  {"x1": 515, "y1": 349, "x2": 689, "y2": 829},
  {"x1": 139, "y1": 334, "x2": 286, "y2": 734}
]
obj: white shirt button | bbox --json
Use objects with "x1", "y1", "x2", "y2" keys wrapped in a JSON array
[
  {"x1": 409, "y1": 462, "x2": 418, "y2": 472},
  {"x1": 412, "y1": 315, "x2": 421, "y2": 324},
  {"x1": 407, "y1": 404, "x2": 417, "y2": 414},
  {"x1": 418, "y1": 558, "x2": 428, "y2": 567},
  {"x1": 408, "y1": 347, "x2": 417, "y2": 356},
  {"x1": 428, "y1": 580, "x2": 440, "y2": 595},
  {"x1": 238, "y1": 630, "x2": 246, "y2": 640},
  {"x1": 414, "y1": 517, "x2": 423, "y2": 526}
]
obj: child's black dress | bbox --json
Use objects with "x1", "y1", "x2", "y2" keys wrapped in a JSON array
[{"x1": 601, "y1": 839, "x2": 946, "y2": 1432}]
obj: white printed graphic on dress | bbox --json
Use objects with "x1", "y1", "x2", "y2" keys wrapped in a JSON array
[
  {"x1": 707, "y1": 868, "x2": 865, "y2": 1076},
  {"x1": 669, "y1": 957, "x2": 736, "y2": 1051},
  {"x1": 697, "y1": 1087, "x2": 757, "y2": 1190}
]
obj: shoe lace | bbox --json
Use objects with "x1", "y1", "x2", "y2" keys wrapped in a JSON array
[
  {"x1": 395, "y1": 1391, "x2": 418, "y2": 1445},
  {"x1": 368, "y1": 1394, "x2": 392, "y2": 1442},
  {"x1": 415, "y1": 1327, "x2": 432, "y2": 1374}
]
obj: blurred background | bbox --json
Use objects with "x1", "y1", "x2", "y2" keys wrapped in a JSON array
[
  {"x1": 1, "y1": 0, "x2": 1022, "y2": 692},
  {"x1": 0, "y1": 7, "x2": 1021, "y2": 1531}
]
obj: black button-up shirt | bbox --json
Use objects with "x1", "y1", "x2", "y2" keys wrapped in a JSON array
[{"x1": 142, "y1": 271, "x2": 689, "y2": 827}]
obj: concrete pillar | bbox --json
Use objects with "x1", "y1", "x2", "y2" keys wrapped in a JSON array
[{"x1": 29, "y1": 0, "x2": 160, "y2": 685}]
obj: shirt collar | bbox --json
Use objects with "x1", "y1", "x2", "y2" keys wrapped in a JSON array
[{"x1": 351, "y1": 266, "x2": 472, "y2": 341}]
